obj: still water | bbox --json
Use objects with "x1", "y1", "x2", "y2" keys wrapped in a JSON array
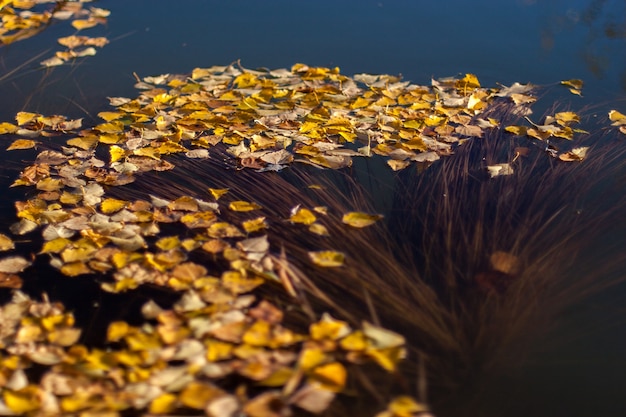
[{"x1": 1, "y1": 1, "x2": 625, "y2": 416}]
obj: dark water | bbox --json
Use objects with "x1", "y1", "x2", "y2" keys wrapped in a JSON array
[{"x1": 1, "y1": 1, "x2": 625, "y2": 416}]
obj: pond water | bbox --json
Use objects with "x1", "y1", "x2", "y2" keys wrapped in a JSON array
[{"x1": 1, "y1": 1, "x2": 625, "y2": 416}]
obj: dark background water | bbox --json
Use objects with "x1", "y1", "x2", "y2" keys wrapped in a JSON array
[{"x1": 0, "y1": 1, "x2": 625, "y2": 416}]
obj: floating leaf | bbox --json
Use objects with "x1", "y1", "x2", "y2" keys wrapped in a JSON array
[
  {"x1": 229, "y1": 200, "x2": 262, "y2": 212},
  {"x1": 308, "y1": 251, "x2": 345, "y2": 267},
  {"x1": 7, "y1": 139, "x2": 37, "y2": 150},
  {"x1": 0, "y1": 256, "x2": 31, "y2": 273},
  {"x1": 342, "y1": 212, "x2": 383, "y2": 228}
]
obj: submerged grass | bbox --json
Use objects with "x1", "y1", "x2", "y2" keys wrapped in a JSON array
[{"x1": 104, "y1": 100, "x2": 626, "y2": 416}]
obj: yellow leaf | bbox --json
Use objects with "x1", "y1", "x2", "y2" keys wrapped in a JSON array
[
  {"x1": 60, "y1": 261, "x2": 92, "y2": 277},
  {"x1": 242, "y1": 320, "x2": 272, "y2": 347},
  {"x1": 7, "y1": 139, "x2": 37, "y2": 150},
  {"x1": 299, "y1": 347, "x2": 328, "y2": 371},
  {"x1": 309, "y1": 223, "x2": 329, "y2": 236},
  {"x1": 387, "y1": 396, "x2": 430, "y2": 417},
  {"x1": 609, "y1": 110, "x2": 626, "y2": 126},
  {"x1": 209, "y1": 188, "x2": 229, "y2": 200},
  {"x1": 205, "y1": 339, "x2": 234, "y2": 362},
  {"x1": 3, "y1": 386, "x2": 41, "y2": 413},
  {"x1": 342, "y1": 212, "x2": 383, "y2": 228},
  {"x1": 310, "y1": 313, "x2": 351, "y2": 340},
  {"x1": 229, "y1": 200, "x2": 262, "y2": 212},
  {"x1": 366, "y1": 346, "x2": 406, "y2": 372},
  {"x1": 40, "y1": 237, "x2": 71, "y2": 254},
  {"x1": 179, "y1": 382, "x2": 222, "y2": 409},
  {"x1": 109, "y1": 145, "x2": 127, "y2": 163},
  {"x1": 504, "y1": 125, "x2": 527, "y2": 136},
  {"x1": 107, "y1": 321, "x2": 130, "y2": 342},
  {"x1": 308, "y1": 251, "x2": 344, "y2": 267},
  {"x1": 72, "y1": 18, "x2": 99, "y2": 30},
  {"x1": 554, "y1": 111, "x2": 580, "y2": 125},
  {"x1": 67, "y1": 135, "x2": 99, "y2": 150},
  {"x1": 155, "y1": 236, "x2": 180, "y2": 251},
  {"x1": 15, "y1": 112, "x2": 39, "y2": 125},
  {"x1": 560, "y1": 78, "x2": 583, "y2": 90},
  {"x1": 100, "y1": 198, "x2": 127, "y2": 214},
  {"x1": 339, "y1": 330, "x2": 367, "y2": 351},
  {"x1": 242, "y1": 217, "x2": 267, "y2": 233},
  {"x1": 0, "y1": 234, "x2": 15, "y2": 251},
  {"x1": 0, "y1": 122, "x2": 18, "y2": 134},
  {"x1": 310, "y1": 362, "x2": 347, "y2": 392},
  {"x1": 290, "y1": 207, "x2": 317, "y2": 225},
  {"x1": 149, "y1": 393, "x2": 177, "y2": 414}
]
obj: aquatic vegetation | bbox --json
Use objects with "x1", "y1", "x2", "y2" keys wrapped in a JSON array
[{"x1": 0, "y1": 62, "x2": 624, "y2": 416}]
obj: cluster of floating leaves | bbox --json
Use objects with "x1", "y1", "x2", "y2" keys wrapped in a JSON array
[
  {"x1": 0, "y1": 0, "x2": 109, "y2": 67},
  {"x1": 0, "y1": 62, "x2": 624, "y2": 416}
]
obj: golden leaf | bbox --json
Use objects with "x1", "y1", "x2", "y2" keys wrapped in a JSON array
[
  {"x1": 0, "y1": 122, "x2": 18, "y2": 134},
  {"x1": 342, "y1": 211, "x2": 383, "y2": 228},
  {"x1": 387, "y1": 396, "x2": 430, "y2": 417},
  {"x1": 100, "y1": 198, "x2": 127, "y2": 214},
  {"x1": 308, "y1": 250, "x2": 344, "y2": 267},
  {"x1": 179, "y1": 381, "x2": 222, "y2": 409},
  {"x1": 339, "y1": 330, "x2": 367, "y2": 351},
  {"x1": 3, "y1": 386, "x2": 41, "y2": 413},
  {"x1": 229, "y1": 200, "x2": 262, "y2": 212},
  {"x1": 290, "y1": 207, "x2": 317, "y2": 225},
  {"x1": 7, "y1": 139, "x2": 37, "y2": 150},
  {"x1": 109, "y1": 145, "x2": 127, "y2": 163},
  {"x1": 72, "y1": 18, "x2": 99, "y2": 30},
  {"x1": 66, "y1": 135, "x2": 99, "y2": 150},
  {"x1": 60, "y1": 261, "x2": 92, "y2": 276},
  {"x1": 309, "y1": 223, "x2": 329, "y2": 236},
  {"x1": 40, "y1": 237, "x2": 71, "y2": 254},
  {"x1": 560, "y1": 78, "x2": 583, "y2": 90},
  {"x1": 609, "y1": 110, "x2": 626, "y2": 126},
  {"x1": 242, "y1": 217, "x2": 267, "y2": 233},
  {"x1": 107, "y1": 321, "x2": 130, "y2": 342},
  {"x1": 310, "y1": 313, "x2": 351, "y2": 340},
  {"x1": 0, "y1": 233, "x2": 15, "y2": 251},
  {"x1": 209, "y1": 188, "x2": 229, "y2": 200},
  {"x1": 310, "y1": 362, "x2": 347, "y2": 392},
  {"x1": 148, "y1": 393, "x2": 177, "y2": 414},
  {"x1": 15, "y1": 111, "x2": 38, "y2": 125}
]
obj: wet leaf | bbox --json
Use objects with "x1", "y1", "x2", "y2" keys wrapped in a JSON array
[
  {"x1": 7, "y1": 139, "x2": 37, "y2": 150},
  {"x1": 229, "y1": 200, "x2": 262, "y2": 212},
  {"x1": 0, "y1": 256, "x2": 31, "y2": 273},
  {"x1": 342, "y1": 211, "x2": 383, "y2": 228},
  {"x1": 308, "y1": 251, "x2": 345, "y2": 267}
]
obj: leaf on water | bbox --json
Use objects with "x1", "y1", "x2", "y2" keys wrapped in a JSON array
[
  {"x1": 7, "y1": 139, "x2": 37, "y2": 150},
  {"x1": 560, "y1": 78, "x2": 583, "y2": 91},
  {"x1": 559, "y1": 146, "x2": 589, "y2": 162},
  {"x1": 342, "y1": 212, "x2": 383, "y2": 228},
  {"x1": 609, "y1": 110, "x2": 626, "y2": 126},
  {"x1": 229, "y1": 200, "x2": 262, "y2": 212},
  {"x1": 289, "y1": 207, "x2": 317, "y2": 225},
  {"x1": 308, "y1": 251, "x2": 345, "y2": 267},
  {"x1": 0, "y1": 256, "x2": 31, "y2": 273},
  {"x1": 309, "y1": 223, "x2": 329, "y2": 236},
  {"x1": 0, "y1": 234, "x2": 15, "y2": 251},
  {"x1": 209, "y1": 188, "x2": 229, "y2": 200},
  {"x1": 487, "y1": 163, "x2": 514, "y2": 178}
]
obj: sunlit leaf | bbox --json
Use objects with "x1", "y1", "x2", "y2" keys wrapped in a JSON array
[
  {"x1": 342, "y1": 211, "x2": 383, "y2": 228},
  {"x1": 7, "y1": 139, "x2": 37, "y2": 150},
  {"x1": 229, "y1": 200, "x2": 262, "y2": 212},
  {"x1": 308, "y1": 251, "x2": 344, "y2": 267}
]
